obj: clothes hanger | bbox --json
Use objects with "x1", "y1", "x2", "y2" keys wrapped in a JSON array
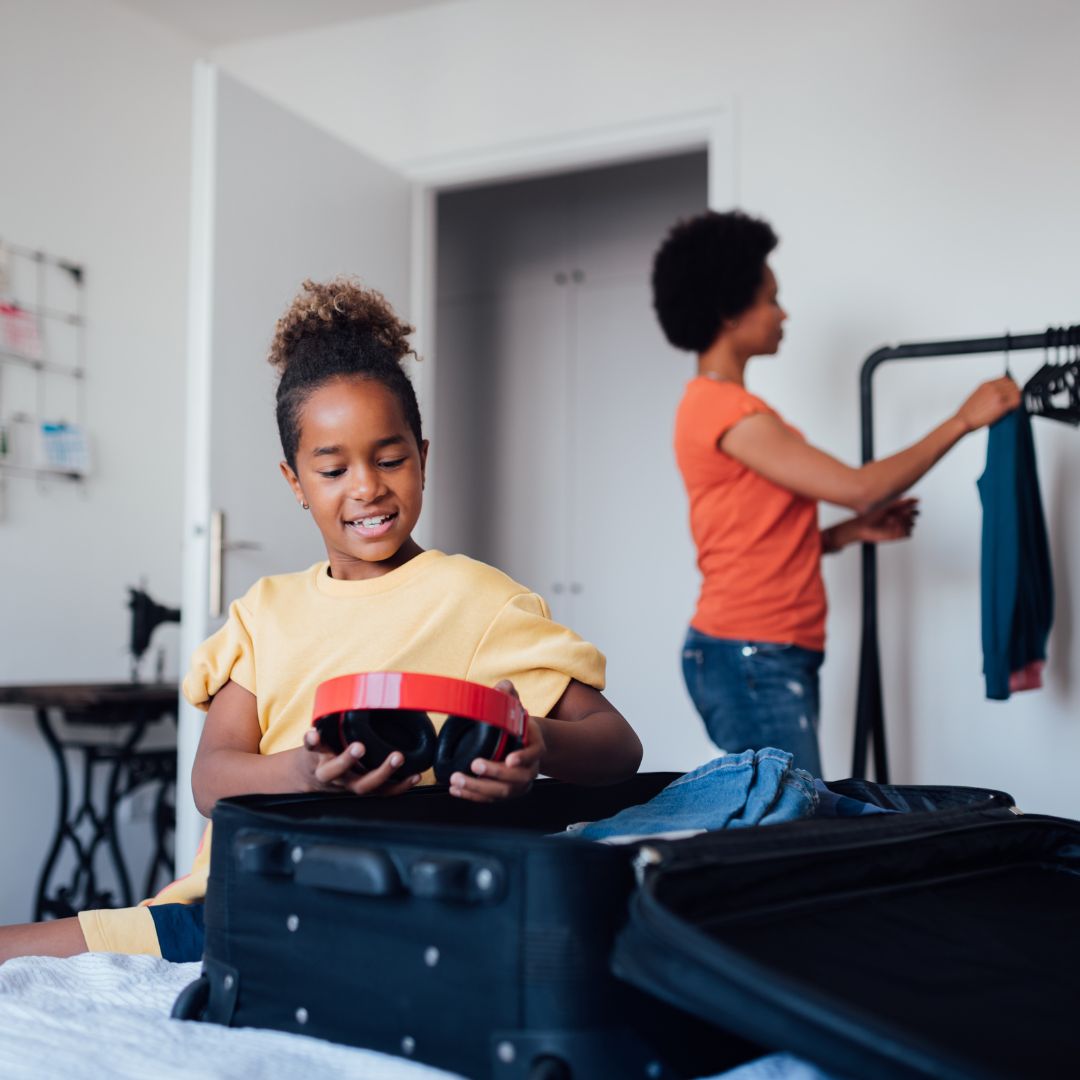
[
  {"x1": 1015, "y1": 324, "x2": 1058, "y2": 406},
  {"x1": 1024, "y1": 324, "x2": 1080, "y2": 426},
  {"x1": 1022, "y1": 326, "x2": 1057, "y2": 398}
]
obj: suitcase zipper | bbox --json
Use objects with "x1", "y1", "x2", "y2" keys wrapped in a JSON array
[
  {"x1": 635, "y1": 806, "x2": 1029, "y2": 883},
  {"x1": 651, "y1": 807, "x2": 1035, "y2": 874}
]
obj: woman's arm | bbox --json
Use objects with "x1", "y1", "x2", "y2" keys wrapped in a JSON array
[
  {"x1": 447, "y1": 678, "x2": 643, "y2": 803},
  {"x1": 191, "y1": 679, "x2": 416, "y2": 817},
  {"x1": 721, "y1": 376, "x2": 1020, "y2": 513}
]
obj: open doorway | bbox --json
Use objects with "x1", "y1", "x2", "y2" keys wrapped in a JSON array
[{"x1": 429, "y1": 151, "x2": 717, "y2": 769}]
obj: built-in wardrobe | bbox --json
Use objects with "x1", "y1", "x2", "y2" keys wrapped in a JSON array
[{"x1": 432, "y1": 152, "x2": 713, "y2": 768}]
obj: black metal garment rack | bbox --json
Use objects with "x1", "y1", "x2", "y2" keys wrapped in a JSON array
[{"x1": 852, "y1": 330, "x2": 1053, "y2": 781}]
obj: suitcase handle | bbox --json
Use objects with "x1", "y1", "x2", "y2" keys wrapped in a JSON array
[
  {"x1": 234, "y1": 834, "x2": 506, "y2": 903},
  {"x1": 296, "y1": 846, "x2": 505, "y2": 903},
  {"x1": 407, "y1": 853, "x2": 504, "y2": 902},
  {"x1": 294, "y1": 843, "x2": 403, "y2": 897}
]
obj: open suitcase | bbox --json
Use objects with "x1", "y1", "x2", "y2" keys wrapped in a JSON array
[{"x1": 173, "y1": 774, "x2": 1080, "y2": 1079}]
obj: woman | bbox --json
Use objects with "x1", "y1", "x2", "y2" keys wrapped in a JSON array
[{"x1": 652, "y1": 210, "x2": 1019, "y2": 776}]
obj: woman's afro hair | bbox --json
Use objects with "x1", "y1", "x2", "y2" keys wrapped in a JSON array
[
  {"x1": 269, "y1": 277, "x2": 422, "y2": 470},
  {"x1": 651, "y1": 210, "x2": 778, "y2": 353}
]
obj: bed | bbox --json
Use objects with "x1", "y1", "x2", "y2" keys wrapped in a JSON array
[
  {"x1": 0, "y1": 953, "x2": 817, "y2": 1079},
  {"x1": 0, "y1": 953, "x2": 460, "y2": 1079}
]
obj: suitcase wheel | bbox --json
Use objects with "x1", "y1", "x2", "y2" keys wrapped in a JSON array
[
  {"x1": 528, "y1": 1056, "x2": 571, "y2": 1080},
  {"x1": 171, "y1": 974, "x2": 211, "y2": 1022}
]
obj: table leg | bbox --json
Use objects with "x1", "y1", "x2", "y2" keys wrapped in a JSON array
[
  {"x1": 144, "y1": 767, "x2": 176, "y2": 899},
  {"x1": 103, "y1": 749, "x2": 135, "y2": 908},
  {"x1": 34, "y1": 707, "x2": 71, "y2": 921},
  {"x1": 32, "y1": 709, "x2": 159, "y2": 918}
]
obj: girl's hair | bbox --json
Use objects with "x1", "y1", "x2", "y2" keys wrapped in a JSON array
[
  {"x1": 651, "y1": 210, "x2": 778, "y2": 353},
  {"x1": 268, "y1": 278, "x2": 422, "y2": 469}
]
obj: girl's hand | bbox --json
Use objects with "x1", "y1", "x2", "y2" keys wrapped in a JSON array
[
  {"x1": 448, "y1": 680, "x2": 545, "y2": 803},
  {"x1": 851, "y1": 496, "x2": 920, "y2": 544},
  {"x1": 955, "y1": 376, "x2": 1021, "y2": 432},
  {"x1": 296, "y1": 728, "x2": 421, "y2": 797}
]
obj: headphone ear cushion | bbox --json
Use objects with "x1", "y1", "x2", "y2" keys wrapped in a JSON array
[
  {"x1": 317, "y1": 708, "x2": 437, "y2": 780},
  {"x1": 433, "y1": 715, "x2": 523, "y2": 784}
]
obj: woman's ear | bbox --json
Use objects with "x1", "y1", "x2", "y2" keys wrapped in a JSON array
[{"x1": 280, "y1": 461, "x2": 308, "y2": 509}]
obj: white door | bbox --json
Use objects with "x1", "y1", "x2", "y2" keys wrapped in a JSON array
[{"x1": 177, "y1": 64, "x2": 413, "y2": 868}]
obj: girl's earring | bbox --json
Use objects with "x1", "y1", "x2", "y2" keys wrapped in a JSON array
[{"x1": 301, "y1": 502, "x2": 310, "y2": 510}]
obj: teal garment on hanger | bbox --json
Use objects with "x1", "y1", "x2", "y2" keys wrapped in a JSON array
[{"x1": 977, "y1": 409, "x2": 1054, "y2": 700}]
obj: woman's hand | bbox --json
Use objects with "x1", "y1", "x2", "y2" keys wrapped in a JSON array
[
  {"x1": 296, "y1": 728, "x2": 421, "y2": 797},
  {"x1": 851, "y1": 496, "x2": 920, "y2": 544},
  {"x1": 448, "y1": 680, "x2": 545, "y2": 803},
  {"x1": 955, "y1": 376, "x2": 1021, "y2": 433},
  {"x1": 822, "y1": 497, "x2": 920, "y2": 553}
]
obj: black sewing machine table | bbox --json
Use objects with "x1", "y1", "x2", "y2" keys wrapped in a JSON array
[{"x1": 0, "y1": 682, "x2": 178, "y2": 921}]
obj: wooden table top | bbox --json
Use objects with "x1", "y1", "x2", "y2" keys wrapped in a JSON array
[{"x1": 0, "y1": 682, "x2": 179, "y2": 710}]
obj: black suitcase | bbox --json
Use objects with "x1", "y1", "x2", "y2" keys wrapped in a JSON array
[
  {"x1": 173, "y1": 775, "x2": 1077, "y2": 1080},
  {"x1": 179, "y1": 774, "x2": 752, "y2": 1079},
  {"x1": 614, "y1": 794, "x2": 1080, "y2": 1080}
]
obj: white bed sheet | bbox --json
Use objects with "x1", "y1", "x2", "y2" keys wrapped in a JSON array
[
  {"x1": 0, "y1": 953, "x2": 462, "y2": 1080},
  {"x1": 0, "y1": 954, "x2": 825, "y2": 1080}
]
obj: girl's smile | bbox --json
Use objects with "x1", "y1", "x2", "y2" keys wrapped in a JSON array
[
  {"x1": 346, "y1": 511, "x2": 398, "y2": 538},
  {"x1": 281, "y1": 376, "x2": 428, "y2": 580}
]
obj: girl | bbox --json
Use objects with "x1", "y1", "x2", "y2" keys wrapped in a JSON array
[
  {"x1": 0, "y1": 278, "x2": 642, "y2": 964},
  {"x1": 652, "y1": 210, "x2": 1020, "y2": 776}
]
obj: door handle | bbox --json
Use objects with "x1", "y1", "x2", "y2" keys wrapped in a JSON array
[{"x1": 208, "y1": 509, "x2": 262, "y2": 618}]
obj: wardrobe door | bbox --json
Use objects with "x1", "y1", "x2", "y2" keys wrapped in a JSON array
[
  {"x1": 482, "y1": 285, "x2": 573, "y2": 619},
  {"x1": 566, "y1": 153, "x2": 710, "y2": 766},
  {"x1": 434, "y1": 175, "x2": 574, "y2": 623},
  {"x1": 570, "y1": 275, "x2": 704, "y2": 763},
  {"x1": 434, "y1": 152, "x2": 714, "y2": 767}
]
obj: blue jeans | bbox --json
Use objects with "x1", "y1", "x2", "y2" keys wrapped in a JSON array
[
  {"x1": 562, "y1": 749, "x2": 817, "y2": 842},
  {"x1": 707, "y1": 1053, "x2": 838, "y2": 1079},
  {"x1": 682, "y1": 628, "x2": 825, "y2": 777}
]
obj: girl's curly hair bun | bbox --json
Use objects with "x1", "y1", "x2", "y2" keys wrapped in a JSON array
[
  {"x1": 268, "y1": 277, "x2": 415, "y2": 373},
  {"x1": 269, "y1": 277, "x2": 423, "y2": 470}
]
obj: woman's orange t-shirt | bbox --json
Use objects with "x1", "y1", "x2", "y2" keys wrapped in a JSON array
[{"x1": 674, "y1": 377, "x2": 827, "y2": 651}]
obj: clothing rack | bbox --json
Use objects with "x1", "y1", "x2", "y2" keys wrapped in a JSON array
[{"x1": 852, "y1": 328, "x2": 1063, "y2": 781}]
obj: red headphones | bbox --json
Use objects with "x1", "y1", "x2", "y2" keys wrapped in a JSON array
[{"x1": 311, "y1": 672, "x2": 528, "y2": 784}]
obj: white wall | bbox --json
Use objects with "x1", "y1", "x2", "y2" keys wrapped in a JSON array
[
  {"x1": 219, "y1": 0, "x2": 1080, "y2": 815},
  {"x1": 0, "y1": 0, "x2": 199, "y2": 921}
]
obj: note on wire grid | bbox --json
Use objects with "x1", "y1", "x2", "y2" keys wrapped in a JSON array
[
  {"x1": 0, "y1": 303, "x2": 43, "y2": 359},
  {"x1": 35, "y1": 422, "x2": 91, "y2": 476}
]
